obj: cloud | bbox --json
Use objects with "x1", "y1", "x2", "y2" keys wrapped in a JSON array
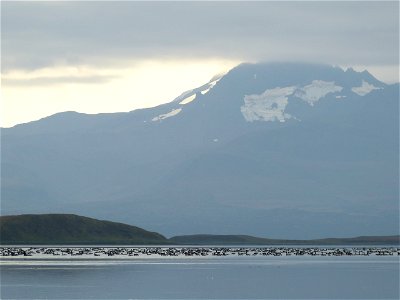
[
  {"x1": 2, "y1": 1, "x2": 399, "y2": 72},
  {"x1": 2, "y1": 75, "x2": 118, "y2": 87},
  {"x1": 1, "y1": 1, "x2": 398, "y2": 127}
]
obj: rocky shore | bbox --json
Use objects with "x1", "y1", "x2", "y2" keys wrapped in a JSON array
[{"x1": 1, "y1": 246, "x2": 399, "y2": 259}]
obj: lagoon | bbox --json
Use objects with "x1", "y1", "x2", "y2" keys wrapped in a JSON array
[{"x1": 1, "y1": 248, "x2": 399, "y2": 299}]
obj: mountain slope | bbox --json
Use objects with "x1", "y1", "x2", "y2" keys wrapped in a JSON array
[
  {"x1": 0, "y1": 214, "x2": 167, "y2": 245},
  {"x1": 1, "y1": 62, "x2": 398, "y2": 239}
]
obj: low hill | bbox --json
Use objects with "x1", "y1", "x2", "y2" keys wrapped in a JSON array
[
  {"x1": 0, "y1": 214, "x2": 167, "y2": 245},
  {"x1": 169, "y1": 234, "x2": 400, "y2": 246},
  {"x1": 1, "y1": 214, "x2": 398, "y2": 246}
]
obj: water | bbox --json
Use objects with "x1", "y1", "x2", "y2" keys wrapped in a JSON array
[{"x1": 1, "y1": 255, "x2": 399, "y2": 299}]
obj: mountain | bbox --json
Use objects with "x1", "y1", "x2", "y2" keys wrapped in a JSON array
[
  {"x1": 1, "y1": 62, "x2": 398, "y2": 239},
  {"x1": 0, "y1": 214, "x2": 167, "y2": 245},
  {"x1": 1, "y1": 214, "x2": 397, "y2": 246},
  {"x1": 169, "y1": 234, "x2": 400, "y2": 246}
]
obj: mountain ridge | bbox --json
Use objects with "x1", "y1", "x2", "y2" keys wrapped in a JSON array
[
  {"x1": 169, "y1": 234, "x2": 400, "y2": 246},
  {"x1": 2, "y1": 62, "x2": 391, "y2": 131},
  {"x1": 1, "y1": 62, "x2": 398, "y2": 239},
  {"x1": 1, "y1": 214, "x2": 398, "y2": 246}
]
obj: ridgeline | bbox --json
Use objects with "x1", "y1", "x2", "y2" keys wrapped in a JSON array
[
  {"x1": 169, "y1": 234, "x2": 400, "y2": 246},
  {"x1": 0, "y1": 214, "x2": 398, "y2": 246}
]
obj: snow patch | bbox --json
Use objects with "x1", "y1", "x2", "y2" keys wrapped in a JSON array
[
  {"x1": 241, "y1": 86, "x2": 296, "y2": 122},
  {"x1": 174, "y1": 89, "x2": 193, "y2": 103},
  {"x1": 201, "y1": 88, "x2": 210, "y2": 95},
  {"x1": 295, "y1": 80, "x2": 343, "y2": 106},
  {"x1": 152, "y1": 108, "x2": 182, "y2": 122},
  {"x1": 179, "y1": 94, "x2": 196, "y2": 105},
  {"x1": 209, "y1": 80, "x2": 218, "y2": 87},
  {"x1": 201, "y1": 79, "x2": 219, "y2": 95},
  {"x1": 240, "y1": 80, "x2": 345, "y2": 122},
  {"x1": 213, "y1": 138, "x2": 219, "y2": 142},
  {"x1": 335, "y1": 95, "x2": 347, "y2": 99},
  {"x1": 351, "y1": 80, "x2": 381, "y2": 96}
]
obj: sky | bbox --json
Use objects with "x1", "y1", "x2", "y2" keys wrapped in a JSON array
[{"x1": 1, "y1": 1, "x2": 399, "y2": 127}]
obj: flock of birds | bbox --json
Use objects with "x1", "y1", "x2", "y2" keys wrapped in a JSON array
[{"x1": 1, "y1": 246, "x2": 399, "y2": 258}]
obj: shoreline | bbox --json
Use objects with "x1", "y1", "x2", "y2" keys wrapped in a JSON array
[{"x1": 1, "y1": 246, "x2": 399, "y2": 260}]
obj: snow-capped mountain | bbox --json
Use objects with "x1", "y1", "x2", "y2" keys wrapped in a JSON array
[{"x1": 2, "y1": 62, "x2": 398, "y2": 239}]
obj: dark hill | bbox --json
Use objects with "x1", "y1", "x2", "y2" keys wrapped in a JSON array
[{"x1": 0, "y1": 214, "x2": 167, "y2": 245}]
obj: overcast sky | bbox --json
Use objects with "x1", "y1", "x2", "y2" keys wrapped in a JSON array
[{"x1": 2, "y1": 1, "x2": 399, "y2": 127}]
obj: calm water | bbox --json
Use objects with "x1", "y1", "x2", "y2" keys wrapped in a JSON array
[{"x1": 1, "y1": 256, "x2": 399, "y2": 299}]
